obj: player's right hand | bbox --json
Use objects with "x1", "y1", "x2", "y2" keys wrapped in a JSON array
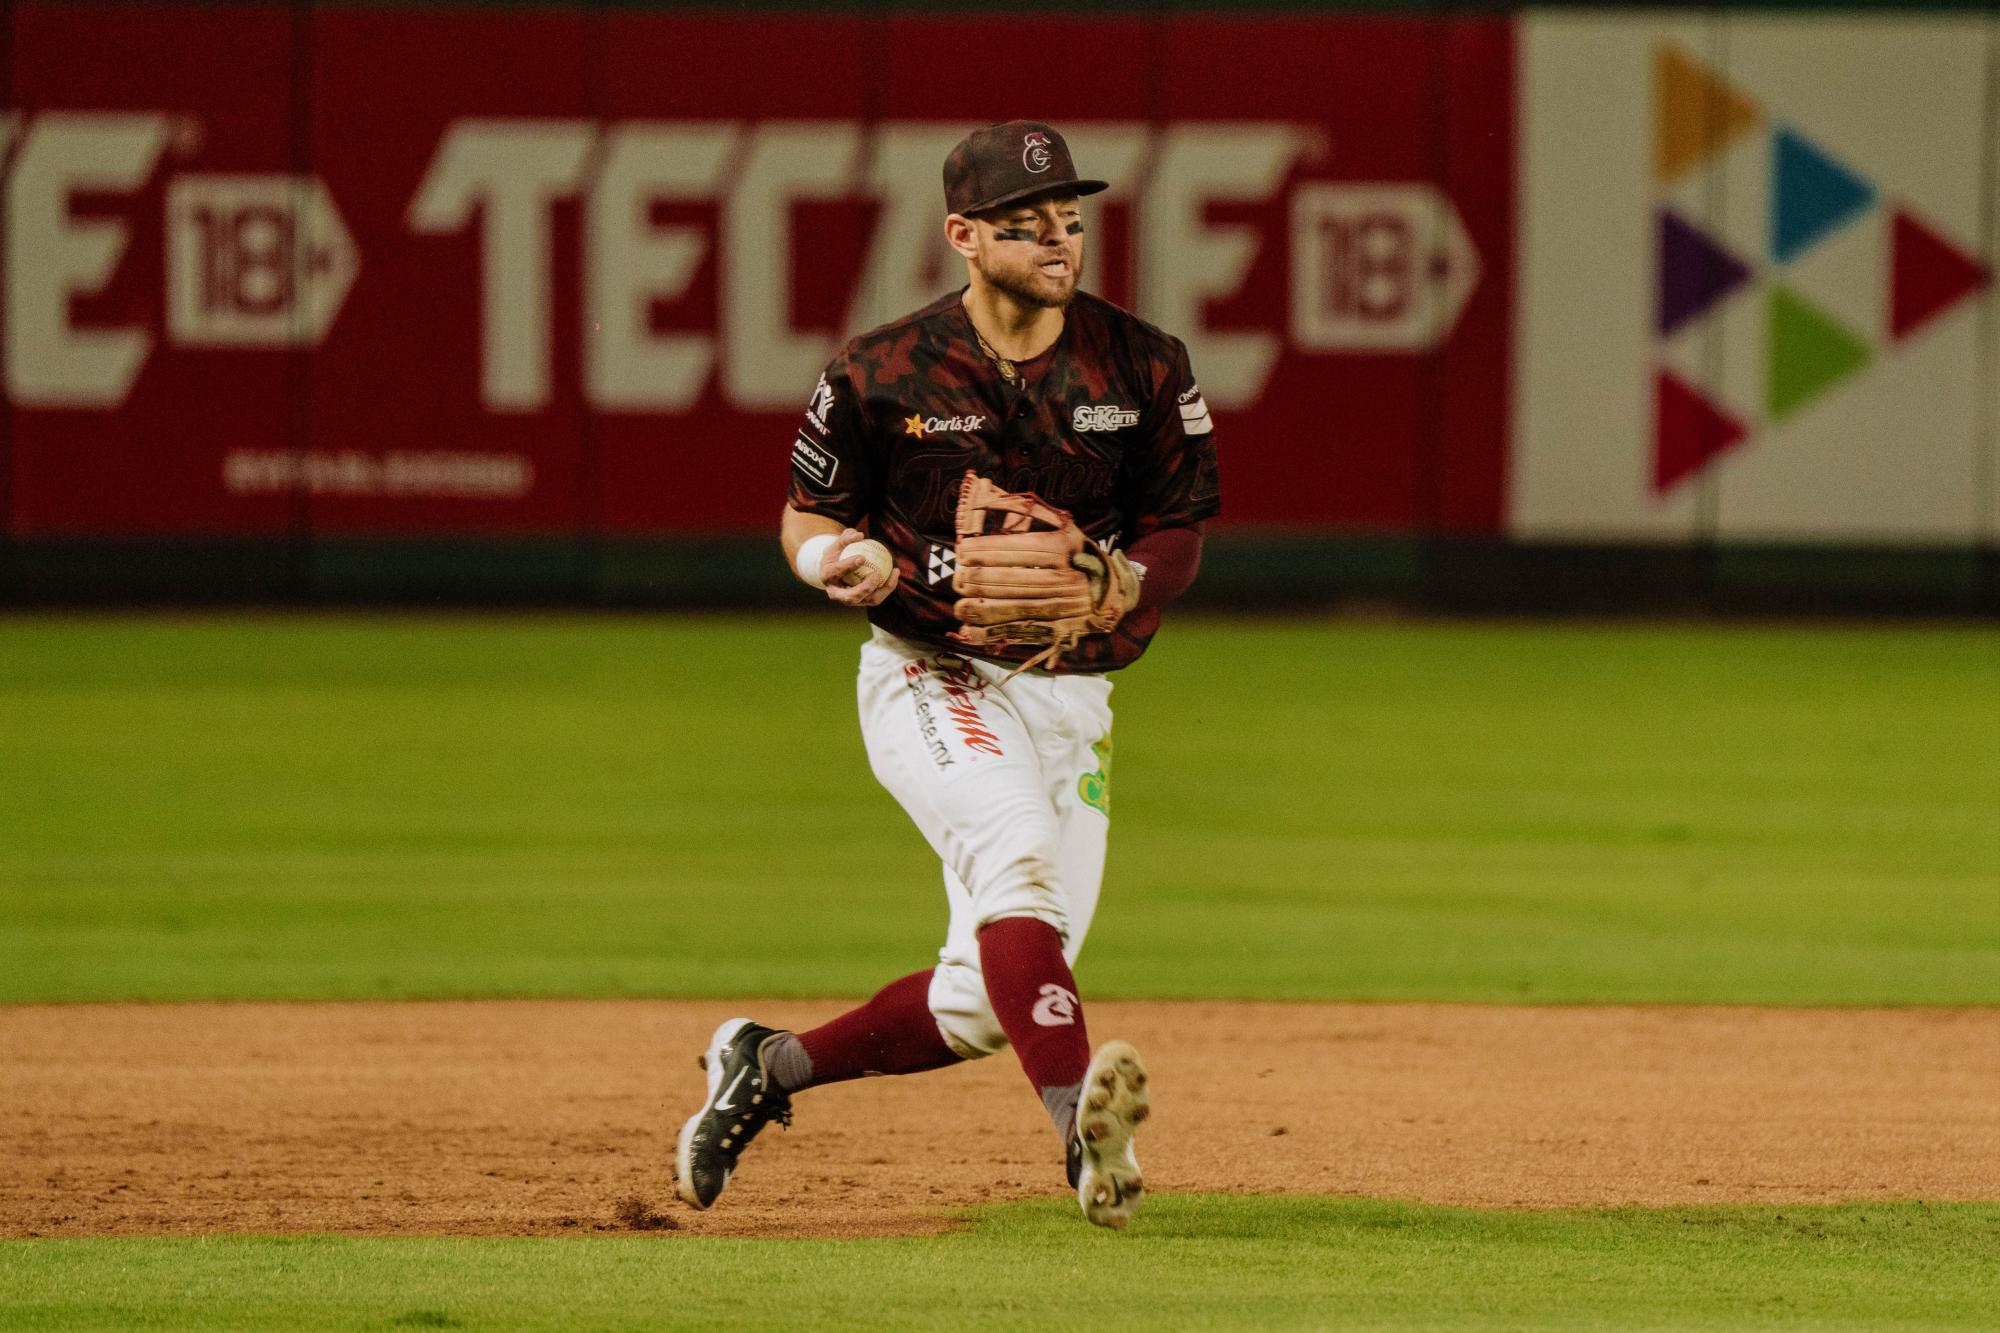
[{"x1": 823, "y1": 529, "x2": 899, "y2": 608}]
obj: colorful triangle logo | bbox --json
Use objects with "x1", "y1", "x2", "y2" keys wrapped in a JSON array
[
  {"x1": 1767, "y1": 285, "x2": 1870, "y2": 420},
  {"x1": 1658, "y1": 210, "x2": 1752, "y2": 337},
  {"x1": 1650, "y1": 61, "x2": 1991, "y2": 453},
  {"x1": 1655, "y1": 370, "x2": 1748, "y2": 494},
  {"x1": 1655, "y1": 46, "x2": 1762, "y2": 184},
  {"x1": 1889, "y1": 208, "x2": 1989, "y2": 342},
  {"x1": 1771, "y1": 127, "x2": 1875, "y2": 264}
]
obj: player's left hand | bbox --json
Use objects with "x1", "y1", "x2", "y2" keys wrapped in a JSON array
[
  {"x1": 823, "y1": 529, "x2": 900, "y2": 608},
  {"x1": 949, "y1": 474, "x2": 1135, "y2": 652}
]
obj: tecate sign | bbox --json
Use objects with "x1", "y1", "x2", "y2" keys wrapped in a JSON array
[
  {"x1": 3, "y1": 114, "x2": 1480, "y2": 414},
  {"x1": 4, "y1": 7, "x2": 1515, "y2": 537}
]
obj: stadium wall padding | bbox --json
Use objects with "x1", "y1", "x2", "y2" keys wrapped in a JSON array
[{"x1": 3, "y1": 2, "x2": 1996, "y2": 612}]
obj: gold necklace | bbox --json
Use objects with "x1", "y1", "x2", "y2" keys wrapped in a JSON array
[{"x1": 970, "y1": 324, "x2": 1018, "y2": 385}]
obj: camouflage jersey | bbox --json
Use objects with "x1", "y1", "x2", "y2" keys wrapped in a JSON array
[{"x1": 786, "y1": 289, "x2": 1220, "y2": 674}]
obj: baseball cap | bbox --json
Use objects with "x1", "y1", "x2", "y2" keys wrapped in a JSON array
[{"x1": 943, "y1": 120, "x2": 1109, "y2": 217}]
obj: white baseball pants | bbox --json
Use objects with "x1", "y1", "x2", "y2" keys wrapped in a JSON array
[{"x1": 856, "y1": 626, "x2": 1115, "y2": 1059}]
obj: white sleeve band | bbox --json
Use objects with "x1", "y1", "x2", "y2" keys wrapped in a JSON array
[{"x1": 794, "y1": 533, "x2": 837, "y2": 589}]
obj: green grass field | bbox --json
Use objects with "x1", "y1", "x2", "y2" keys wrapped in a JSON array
[
  {"x1": 3, "y1": 616, "x2": 1996, "y2": 1005},
  {"x1": 5, "y1": 1199, "x2": 1996, "y2": 1332},
  {"x1": 3, "y1": 615, "x2": 1997, "y2": 1330}
]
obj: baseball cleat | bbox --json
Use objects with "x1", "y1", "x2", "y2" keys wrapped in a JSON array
[
  {"x1": 1066, "y1": 1039, "x2": 1150, "y2": 1230},
  {"x1": 674, "y1": 1017, "x2": 793, "y2": 1210}
]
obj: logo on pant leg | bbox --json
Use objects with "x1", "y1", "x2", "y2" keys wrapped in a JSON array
[
  {"x1": 902, "y1": 657, "x2": 1005, "y2": 770},
  {"x1": 936, "y1": 659, "x2": 1005, "y2": 758},
  {"x1": 1031, "y1": 983, "x2": 1079, "y2": 1027},
  {"x1": 902, "y1": 661, "x2": 954, "y2": 771},
  {"x1": 1078, "y1": 733, "x2": 1112, "y2": 815}
]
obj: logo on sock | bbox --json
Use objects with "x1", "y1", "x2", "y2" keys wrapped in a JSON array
[{"x1": 1031, "y1": 983, "x2": 1079, "y2": 1027}]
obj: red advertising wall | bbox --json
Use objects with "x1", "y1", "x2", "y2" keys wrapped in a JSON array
[{"x1": 2, "y1": 4, "x2": 1513, "y2": 539}]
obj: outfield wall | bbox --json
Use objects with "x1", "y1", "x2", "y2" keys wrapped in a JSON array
[{"x1": 3, "y1": 3, "x2": 1996, "y2": 610}]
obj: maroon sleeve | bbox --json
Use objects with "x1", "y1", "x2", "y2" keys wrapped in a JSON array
[
  {"x1": 785, "y1": 352, "x2": 872, "y2": 525},
  {"x1": 1124, "y1": 337, "x2": 1221, "y2": 540},
  {"x1": 1128, "y1": 523, "x2": 1204, "y2": 611}
]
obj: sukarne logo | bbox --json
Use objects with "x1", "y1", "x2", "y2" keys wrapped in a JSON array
[{"x1": 1072, "y1": 404, "x2": 1139, "y2": 432}]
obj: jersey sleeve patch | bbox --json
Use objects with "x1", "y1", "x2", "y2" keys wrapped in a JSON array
[
  {"x1": 792, "y1": 433, "x2": 839, "y2": 490},
  {"x1": 804, "y1": 374, "x2": 836, "y2": 435},
  {"x1": 1177, "y1": 384, "x2": 1213, "y2": 436}
]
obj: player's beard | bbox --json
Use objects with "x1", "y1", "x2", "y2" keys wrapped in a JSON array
[{"x1": 979, "y1": 248, "x2": 1081, "y2": 310}]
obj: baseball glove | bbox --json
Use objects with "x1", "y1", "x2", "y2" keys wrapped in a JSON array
[{"x1": 950, "y1": 471, "x2": 1139, "y2": 667}]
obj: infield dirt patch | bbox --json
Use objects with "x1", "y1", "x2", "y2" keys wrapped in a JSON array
[{"x1": 4, "y1": 1001, "x2": 1995, "y2": 1239}]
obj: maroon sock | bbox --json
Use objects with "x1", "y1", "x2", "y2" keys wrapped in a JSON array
[
  {"x1": 793, "y1": 969, "x2": 961, "y2": 1088},
  {"x1": 977, "y1": 916, "x2": 1091, "y2": 1118}
]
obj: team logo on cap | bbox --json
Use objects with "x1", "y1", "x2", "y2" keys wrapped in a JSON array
[{"x1": 1023, "y1": 132, "x2": 1053, "y2": 173}]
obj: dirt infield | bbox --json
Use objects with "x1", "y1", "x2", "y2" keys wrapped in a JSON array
[{"x1": 4, "y1": 1001, "x2": 1996, "y2": 1239}]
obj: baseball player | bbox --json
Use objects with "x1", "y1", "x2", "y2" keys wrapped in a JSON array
[{"x1": 674, "y1": 120, "x2": 1218, "y2": 1230}]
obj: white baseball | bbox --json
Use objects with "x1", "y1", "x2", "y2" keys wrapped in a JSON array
[{"x1": 837, "y1": 538, "x2": 894, "y2": 586}]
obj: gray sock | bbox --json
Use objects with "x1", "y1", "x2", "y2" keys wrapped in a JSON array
[
  {"x1": 1042, "y1": 1082, "x2": 1082, "y2": 1140},
  {"x1": 762, "y1": 1032, "x2": 813, "y2": 1093}
]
